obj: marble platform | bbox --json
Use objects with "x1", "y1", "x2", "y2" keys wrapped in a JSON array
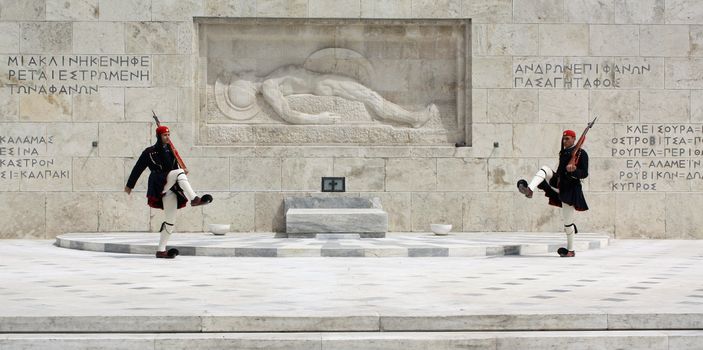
[{"x1": 55, "y1": 232, "x2": 610, "y2": 257}]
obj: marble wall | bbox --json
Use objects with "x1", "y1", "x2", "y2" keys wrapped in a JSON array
[{"x1": 1, "y1": 0, "x2": 702, "y2": 239}]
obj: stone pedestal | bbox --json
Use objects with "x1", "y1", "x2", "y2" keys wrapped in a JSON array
[
  {"x1": 284, "y1": 197, "x2": 388, "y2": 238},
  {"x1": 286, "y1": 208, "x2": 388, "y2": 238}
]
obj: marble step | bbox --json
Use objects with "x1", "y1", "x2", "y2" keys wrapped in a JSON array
[
  {"x1": 2, "y1": 330, "x2": 701, "y2": 350},
  {"x1": 2, "y1": 312, "x2": 701, "y2": 333}
]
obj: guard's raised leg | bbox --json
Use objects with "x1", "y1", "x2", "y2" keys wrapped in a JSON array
[
  {"x1": 518, "y1": 166, "x2": 554, "y2": 198},
  {"x1": 173, "y1": 171, "x2": 212, "y2": 207}
]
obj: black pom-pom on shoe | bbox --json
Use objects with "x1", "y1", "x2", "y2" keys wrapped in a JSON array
[
  {"x1": 167, "y1": 248, "x2": 179, "y2": 258},
  {"x1": 517, "y1": 179, "x2": 533, "y2": 198}
]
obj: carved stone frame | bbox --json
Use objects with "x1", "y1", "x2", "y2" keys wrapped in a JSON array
[{"x1": 194, "y1": 17, "x2": 471, "y2": 146}]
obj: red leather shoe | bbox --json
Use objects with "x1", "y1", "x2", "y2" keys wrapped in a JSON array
[
  {"x1": 191, "y1": 194, "x2": 213, "y2": 207},
  {"x1": 155, "y1": 248, "x2": 179, "y2": 259},
  {"x1": 155, "y1": 250, "x2": 173, "y2": 259},
  {"x1": 558, "y1": 247, "x2": 575, "y2": 257}
]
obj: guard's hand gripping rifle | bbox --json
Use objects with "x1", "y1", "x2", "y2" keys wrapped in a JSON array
[
  {"x1": 152, "y1": 110, "x2": 187, "y2": 172},
  {"x1": 568, "y1": 117, "x2": 597, "y2": 168}
]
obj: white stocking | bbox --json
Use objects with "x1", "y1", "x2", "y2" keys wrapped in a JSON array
[
  {"x1": 562, "y1": 204, "x2": 576, "y2": 251},
  {"x1": 176, "y1": 172, "x2": 197, "y2": 201},
  {"x1": 158, "y1": 191, "x2": 177, "y2": 251},
  {"x1": 162, "y1": 169, "x2": 197, "y2": 201},
  {"x1": 528, "y1": 166, "x2": 555, "y2": 191}
]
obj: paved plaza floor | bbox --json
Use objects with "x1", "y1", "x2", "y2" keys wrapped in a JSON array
[
  {"x1": 1, "y1": 237, "x2": 702, "y2": 326},
  {"x1": 1, "y1": 237, "x2": 702, "y2": 349}
]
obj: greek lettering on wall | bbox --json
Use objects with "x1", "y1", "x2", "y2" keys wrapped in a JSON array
[
  {"x1": 0, "y1": 135, "x2": 70, "y2": 181},
  {"x1": 513, "y1": 62, "x2": 651, "y2": 89},
  {"x1": 610, "y1": 124, "x2": 703, "y2": 191},
  {"x1": 6, "y1": 55, "x2": 151, "y2": 95}
]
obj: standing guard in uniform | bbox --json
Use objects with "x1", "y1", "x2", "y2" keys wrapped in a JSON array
[
  {"x1": 124, "y1": 124, "x2": 212, "y2": 259},
  {"x1": 517, "y1": 119, "x2": 596, "y2": 257}
]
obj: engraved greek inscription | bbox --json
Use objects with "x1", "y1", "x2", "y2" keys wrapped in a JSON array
[
  {"x1": 0, "y1": 135, "x2": 70, "y2": 182},
  {"x1": 6, "y1": 55, "x2": 151, "y2": 95},
  {"x1": 514, "y1": 62, "x2": 649, "y2": 89},
  {"x1": 612, "y1": 124, "x2": 703, "y2": 191}
]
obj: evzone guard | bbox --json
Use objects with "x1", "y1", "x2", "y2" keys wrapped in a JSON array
[
  {"x1": 124, "y1": 117, "x2": 212, "y2": 259},
  {"x1": 517, "y1": 118, "x2": 596, "y2": 257}
]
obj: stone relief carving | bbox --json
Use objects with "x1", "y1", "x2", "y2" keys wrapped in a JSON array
[
  {"x1": 214, "y1": 48, "x2": 439, "y2": 128},
  {"x1": 215, "y1": 74, "x2": 261, "y2": 121},
  {"x1": 302, "y1": 48, "x2": 375, "y2": 85}
]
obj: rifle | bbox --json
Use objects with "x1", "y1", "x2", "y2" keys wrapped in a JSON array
[
  {"x1": 152, "y1": 110, "x2": 187, "y2": 171},
  {"x1": 568, "y1": 116, "x2": 597, "y2": 168}
]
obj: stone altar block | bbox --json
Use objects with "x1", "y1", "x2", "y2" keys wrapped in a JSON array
[{"x1": 284, "y1": 197, "x2": 388, "y2": 238}]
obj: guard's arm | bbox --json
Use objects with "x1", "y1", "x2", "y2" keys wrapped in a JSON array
[{"x1": 126, "y1": 151, "x2": 149, "y2": 190}]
